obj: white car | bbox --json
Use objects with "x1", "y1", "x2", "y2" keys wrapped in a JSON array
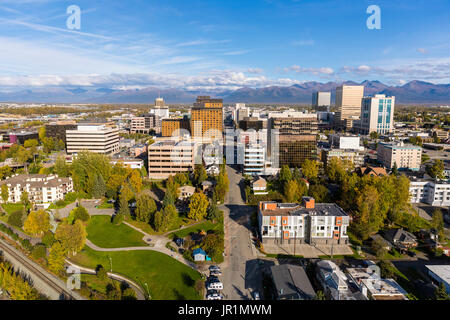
[
  {"x1": 207, "y1": 281, "x2": 223, "y2": 291},
  {"x1": 207, "y1": 293, "x2": 223, "y2": 300}
]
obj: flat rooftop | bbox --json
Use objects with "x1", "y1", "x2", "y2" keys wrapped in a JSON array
[
  {"x1": 261, "y1": 203, "x2": 348, "y2": 217},
  {"x1": 426, "y1": 265, "x2": 450, "y2": 284}
]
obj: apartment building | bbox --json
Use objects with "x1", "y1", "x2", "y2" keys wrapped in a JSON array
[
  {"x1": 359, "y1": 94, "x2": 395, "y2": 135},
  {"x1": 346, "y1": 267, "x2": 408, "y2": 300},
  {"x1": 66, "y1": 125, "x2": 120, "y2": 155},
  {"x1": 130, "y1": 114, "x2": 158, "y2": 134},
  {"x1": 321, "y1": 149, "x2": 365, "y2": 167},
  {"x1": 148, "y1": 140, "x2": 198, "y2": 179},
  {"x1": 190, "y1": 96, "x2": 223, "y2": 140},
  {"x1": 268, "y1": 114, "x2": 318, "y2": 168},
  {"x1": 0, "y1": 174, "x2": 73, "y2": 207},
  {"x1": 377, "y1": 142, "x2": 421, "y2": 171},
  {"x1": 244, "y1": 144, "x2": 265, "y2": 176},
  {"x1": 409, "y1": 178, "x2": 450, "y2": 206},
  {"x1": 258, "y1": 197, "x2": 350, "y2": 245}
]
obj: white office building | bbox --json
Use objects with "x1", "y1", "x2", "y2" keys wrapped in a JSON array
[
  {"x1": 330, "y1": 135, "x2": 363, "y2": 150},
  {"x1": 359, "y1": 94, "x2": 395, "y2": 135},
  {"x1": 66, "y1": 125, "x2": 120, "y2": 155}
]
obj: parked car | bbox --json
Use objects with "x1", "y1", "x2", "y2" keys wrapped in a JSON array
[
  {"x1": 407, "y1": 250, "x2": 417, "y2": 257},
  {"x1": 209, "y1": 265, "x2": 221, "y2": 272},
  {"x1": 206, "y1": 290, "x2": 223, "y2": 300},
  {"x1": 210, "y1": 270, "x2": 222, "y2": 276},
  {"x1": 253, "y1": 291, "x2": 260, "y2": 300},
  {"x1": 207, "y1": 281, "x2": 223, "y2": 291}
]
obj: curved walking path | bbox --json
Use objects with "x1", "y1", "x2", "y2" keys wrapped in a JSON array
[{"x1": 65, "y1": 259, "x2": 147, "y2": 300}]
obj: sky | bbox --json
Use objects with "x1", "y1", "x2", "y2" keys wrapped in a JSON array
[{"x1": 0, "y1": 0, "x2": 449, "y2": 92}]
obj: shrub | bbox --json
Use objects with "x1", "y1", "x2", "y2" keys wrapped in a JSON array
[
  {"x1": 64, "y1": 192, "x2": 78, "y2": 203},
  {"x1": 122, "y1": 287, "x2": 137, "y2": 300},
  {"x1": 31, "y1": 244, "x2": 47, "y2": 260},
  {"x1": 72, "y1": 206, "x2": 90, "y2": 223},
  {"x1": 42, "y1": 231, "x2": 55, "y2": 248},
  {"x1": 55, "y1": 200, "x2": 66, "y2": 207},
  {"x1": 96, "y1": 265, "x2": 108, "y2": 282},
  {"x1": 20, "y1": 239, "x2": 33, "y2": 251},
  {"x1": 8, "y1": 210, "x2": 24, "y2": 228},
  {"x1": 112, "y1": 214, "x2": 124, "y2": 225}
]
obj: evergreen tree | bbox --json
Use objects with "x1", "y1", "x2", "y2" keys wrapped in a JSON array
[
  {"x1": 92, "y1": 174, "x2": 107, "y2": 199},
  {"x1": 435, "y1": 282, "x2": 450, "y2": 300}
]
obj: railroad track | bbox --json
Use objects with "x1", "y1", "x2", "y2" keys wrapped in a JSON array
[{"x1": 0, "y1": 238, "x2": 85, "y2": 300}]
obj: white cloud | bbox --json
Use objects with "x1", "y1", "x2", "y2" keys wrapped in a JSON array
[
  {"x1": 417, "y1": 48, "x2": 428, "y2": 54},
  {"x1": 291, "y1": 40, "x2": 315, "y2": 46},
  {"x1": 284, "y1": 65, "x2": 334, "y2": 75}
]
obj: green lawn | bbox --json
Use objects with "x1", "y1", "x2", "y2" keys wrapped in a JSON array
[
  {"x1": 170, "y1": 220, "x2": 223, "y2": 239},
  {"x1": 86, "y1": 216, "x2": 147, "y2": 248},
  {"x1": 96, "y1": 201, "x2": 114, "y2": 209},
  {"x1": 71, "y1": 246, "x2": 202, "y2": 300},
  {"x1": 1, "y1": 203, "x2": 24, "y2": 215}
]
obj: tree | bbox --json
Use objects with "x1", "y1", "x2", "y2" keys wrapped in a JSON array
[
  {"x1": 391, "y1": 162, "x2": 399, "y2": 176},
  {"x1": 42, "y1": 231, "x2": 55, "y2": 248},
  {"x1": 55, "y1": 220, "x2": 87, "y2": 256},
  {"x1": 92, "y1": 174, "x2": 106, "y2": 199},
  {"x1": 71, "y1": 206, "x2": 90, "y2": 223},
  {"x1": 301, "y1": 159, "x2": 319, "y2": 181},
  {"x1": 309, "y1": 184, "x2": 330, "y2": 203},
  {"x1": 193, "y1": 164, "x2": 207, "y2": 186},
  {"x1": 21, "y1": 191, "x2": 31, "y2": 213},
  {"x1": 106, "y1": 174, "x2": 125, "y2": 199},
  {"x1": 214, "y1": 170, "x2": 229, "y2": 203},
  {"x1": 207, "y1": 202, "x2": 221, "y2": 222},
  {"x1": 1, "y1": 184, "x2": 9, "y2": 203},
  {"x1": 279, "y1": 165, "x2": 292, "y2": 184},
  {"x1": 153, "y1": 210, "x2": 167, "y2": 232},
  {"x1": 188, "y1": 192, "x2": 209, "y2": 221},
  {"x1": 48, "y1": 242, "x2": 66, "y2": 274},
  {"x1": 427, "y1": 159, "x2": 445, "y2": 179},
  {"x1": 24, "y1": 139, "x2": 39, "y2": 149},
  {"x1": 117, "y1": 194, "x2": 130, "y2": 217},
  {"x1": 96, "y1": 265, "x2": 108, "y2": 282},
  {"x1": 135, "y1": 192, "x2": 157, "y2": 223},
  {"x1": 8, "y1": 210, "x2": 25, "y2": 228},
  {"x1": 431, "y1": 209, "x2": 445, "y2": 238},
  {"x1": 371, "y1": 237, "x2": 388, "y2": 259},
  {"x1": 284, "y1": 180, "x2": 300, "y2": 203},
  {"x1": 23, "y1": 210, "x2": 51, "y2": 237},
  {"x1": 202, "y1": 233, "x2": 223, "y2": 262},
  {"x1": 370, "y1": 131, "x2": 379, "y2": 140},
  {"x1": 435, "y1": 282, "x2": 450, "y2": 300},
  {"x1": 129, "y1": 170, "x2": 143, "y2": 193}
]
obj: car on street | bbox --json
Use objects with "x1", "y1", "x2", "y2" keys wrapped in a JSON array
[
  {"x1": 253, "y1": 291, "x2": 260, "y2": 300},
  {"x1": 209, "y1": 265, "x2": 221, "y2": 272},
  {"x1": 407, "y1": 250, "x2": 417, "y2": 258}
]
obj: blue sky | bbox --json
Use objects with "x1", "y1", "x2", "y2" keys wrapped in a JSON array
[{"x1": 0, "y1": 0, "x2": 449, "y2": 91}]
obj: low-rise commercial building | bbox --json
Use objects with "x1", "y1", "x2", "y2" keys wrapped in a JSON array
[
  {"x1": 258, "y1": 197, "x2": 350, "y2": 245},
  {"x1": 346, "y1": 267, "x2": 408, "y2": 300},
  {"x1": 0, "y1": 174, "x2": 73, "y2": 207},
  {"x1": 321, "y1": 149, "x2": 365, "y2": 167},
  {"x1": 130, "y1": 114, "x2": 158, "y2": 134},
  {"x1": 66, "y1": 125, "x2": 120, "y2": 155},
  {"x1": 377, "y1": 142, "x2": 421, "y2": 171}
]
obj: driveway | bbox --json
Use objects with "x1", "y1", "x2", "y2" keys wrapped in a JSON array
[{"x1": 220, "y1": 165, "x2": 263, "y2": 300}]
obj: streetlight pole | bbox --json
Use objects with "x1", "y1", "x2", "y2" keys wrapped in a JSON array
[{"x1": 108, "y1": 255, "x2": 112, "y2": 272}]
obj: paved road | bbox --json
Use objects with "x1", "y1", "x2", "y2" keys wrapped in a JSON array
[{"x1": 220, "y1": 165, "x2": 263, "y2": 300}]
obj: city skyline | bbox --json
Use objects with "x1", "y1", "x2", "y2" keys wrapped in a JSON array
[{"x1": 0, "y1": 0, "x2": 448, "y2": 93}]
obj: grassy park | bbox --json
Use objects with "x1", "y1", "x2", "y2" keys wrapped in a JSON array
[
  {"x1": 86, "y1": 215, "x2": 147, "y2": 248},
  {"x1": 71, "y1": 246, "x2": 203, "y2": 300}
]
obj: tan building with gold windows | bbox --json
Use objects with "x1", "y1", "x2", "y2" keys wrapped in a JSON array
[
  {"x1": 161, "y1": 118, "x2": 190, "y2": 137},
  {"x1": 335, "y1": 85, "x2": 364, "y2": 130},
  {"x1": 190, "y1": 96, "x2": 223, "y2": 140}
]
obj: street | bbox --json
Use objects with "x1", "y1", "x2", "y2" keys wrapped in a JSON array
[{"x1": 220, "y1": 165, "x2": 264, "y2": 300}]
